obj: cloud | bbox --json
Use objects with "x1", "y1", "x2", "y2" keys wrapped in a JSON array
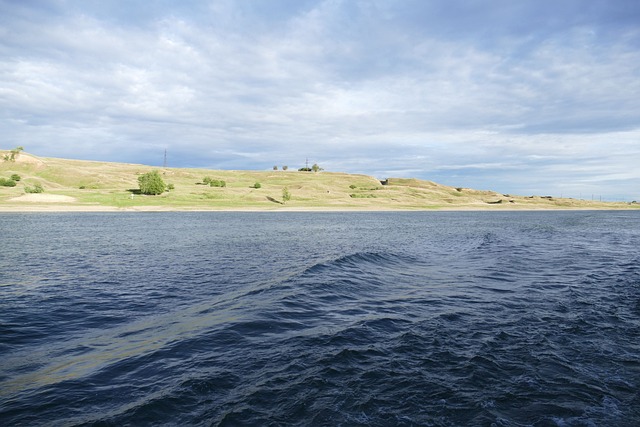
[{"x1": 1, "y1": 0, "x2": 639, "y2": 199}]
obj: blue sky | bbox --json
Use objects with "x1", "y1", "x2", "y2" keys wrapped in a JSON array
[{"x1": 1, "y1": 0, "x2": 639, "y2": 200}]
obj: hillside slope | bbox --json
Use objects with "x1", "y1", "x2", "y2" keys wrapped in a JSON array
[{"x1": 0, "y1": 152, "x2": 636, "y2": 211}]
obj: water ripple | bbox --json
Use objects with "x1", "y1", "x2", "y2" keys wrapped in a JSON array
[{"x1": 1, "y1": 211, "x2": 639, "y2": 426}]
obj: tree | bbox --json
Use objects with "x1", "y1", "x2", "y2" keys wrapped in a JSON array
[
  {"x1": 138, "y1": 170, "x2": 166, "y2": 195},
  {"x1": 311, "y1": 163, "x2": 323, "y2": 172},
  {"x1": 11, "y1": 146, "x2": 24, "y2": 160},
  {"x1": 282, "y1": 187, "x2": 291, "y2": 203},
  {"x1": 3, "y1": 146, "x2": 23, "y2": 162},
  {"x1": 273, "y1": 165, "x2": 278, "y2": 170},
  {"x1": 282, "y1": 165, "x2": 288, "y2": 171}
]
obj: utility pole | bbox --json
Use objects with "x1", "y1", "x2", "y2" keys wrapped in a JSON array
[{"x1": 163, "y1": 149, "x2": 167, "y2": 168}]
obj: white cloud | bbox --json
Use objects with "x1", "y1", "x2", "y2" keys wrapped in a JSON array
[{"x1": 1, "y1": 0, "x2": 639, "y2": 199}]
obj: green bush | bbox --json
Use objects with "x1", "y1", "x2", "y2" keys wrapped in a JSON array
[
  {"x1": 138, "y1": 170, "x2": 166, "y2": 195},
  {"x1": 349, "y1": 184, "x2": 357, "y2": 189},
  {"x1": 350, "y1": 193, "x2": 376, "y2": 198},
  {"x1": 202, "y1": 177, "x2": 225, "y2": 187},
  {"x1": 253, "y1": 182, "x2": 261, "y2": 189},
  {"x1": 282, "y1": 187, "x2": 291, "y2": 203},
  {"x1": 25, "y1": 183, "x2": 44, "y2": 193},
  {"x1": 167, "y1": 183, "x2": 175, "y2": 190},
  {"x1": 0, "y1": 178, "x2": 17, "y2": 187},
  {"x1": 10, "y1": 174, "x2": 21, "y2": 181}
]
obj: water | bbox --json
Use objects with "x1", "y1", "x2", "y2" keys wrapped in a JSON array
[{"x1": 1, "y1": 211, "x2": 639, "y2": 426}]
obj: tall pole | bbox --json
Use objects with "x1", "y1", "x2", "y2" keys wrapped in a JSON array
[{"x1": 163, "y1": 149, "x2": 167, "y2": 168}]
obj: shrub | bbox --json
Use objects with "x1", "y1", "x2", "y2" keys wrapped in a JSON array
[
  {"x1": 0, "y1": 178, "x2": 17, "y2": 187},
  {"x1": 282, "y1": 187, "x2": 291, "y2": 203},
  {"x1": 350, "y1": 193, "x2": 376, "y2": 198},
  {"x1": 167, "y1": 183, "x2": 175, "y2": 190},
  {"x1": 203, "y1": 177, "x2": 226, "y2": 187},
  {"x1": 25, "y1": 183, "x2": 44, "y2": 193},
  {"x1": 298, "y1": 167, "x2": 312, "y2": 172},
  {"x1": 349, "y1": 184, "x2": 357, "y2": 189},
  {"x1": 138, "y1": 170, "x2": 166, "y2": 195},
  {"x1": 253, "y1": 182, "x2": 261, "y2": 189},
  {"x1": 282, "y1": 165, "x2": 288, "y2": 171},
  {"x1": 273, "y1": 165, "x2": 278, "y2": 170},
  {"x1": 11, "y1": 174, "x2": 21, "y2": 181}
]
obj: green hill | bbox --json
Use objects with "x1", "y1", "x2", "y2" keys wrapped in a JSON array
[{"x1": 0, "y1": 151, "x2": 637, "y2": 211}]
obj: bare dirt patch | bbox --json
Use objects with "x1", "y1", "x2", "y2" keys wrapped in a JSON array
[
  {"x1": 11, "y1": 153, "x2": 46, "y2": 166},
  {"x1": 9, "y1": 194, "x2": 77, "y2": 203}
]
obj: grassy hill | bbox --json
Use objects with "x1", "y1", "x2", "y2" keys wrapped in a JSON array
[{"x1": 1, "y1": 151, "x2": 637, "y2": 211}]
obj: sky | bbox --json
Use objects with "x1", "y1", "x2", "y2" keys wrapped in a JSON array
[{"x1": 1, "y1": 0, "x2": 639, "y2": 200}]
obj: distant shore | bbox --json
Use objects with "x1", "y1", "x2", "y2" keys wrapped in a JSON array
[{"x1": 1, "y1": 152, "x2": 638, "y2": 212}]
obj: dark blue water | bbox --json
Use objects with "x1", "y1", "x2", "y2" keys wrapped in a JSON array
[{"x1": 1, "y1": 211, "x2": 639, "y2": 426}]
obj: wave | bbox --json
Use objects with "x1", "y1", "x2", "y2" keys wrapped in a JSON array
[{"x1": 297, "y1": 251, "x2": 419, "y2": 277}]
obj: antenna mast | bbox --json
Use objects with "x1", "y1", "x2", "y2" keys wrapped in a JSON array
[{"x1": 163, "y1": 149, "x2": 167, "y2": 168}]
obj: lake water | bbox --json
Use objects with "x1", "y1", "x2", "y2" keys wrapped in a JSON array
[{"x1": 1, "y1": 211, "x2": 639, "y2": 426}]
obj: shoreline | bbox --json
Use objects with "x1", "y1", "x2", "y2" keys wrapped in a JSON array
[{"x1": 0, "y1": 204, "x2": 635, "y2": 213}]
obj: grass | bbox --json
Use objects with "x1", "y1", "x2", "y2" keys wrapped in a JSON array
[{"x1": 1, "y1": 151, "x2": 638, "y2": 211}]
